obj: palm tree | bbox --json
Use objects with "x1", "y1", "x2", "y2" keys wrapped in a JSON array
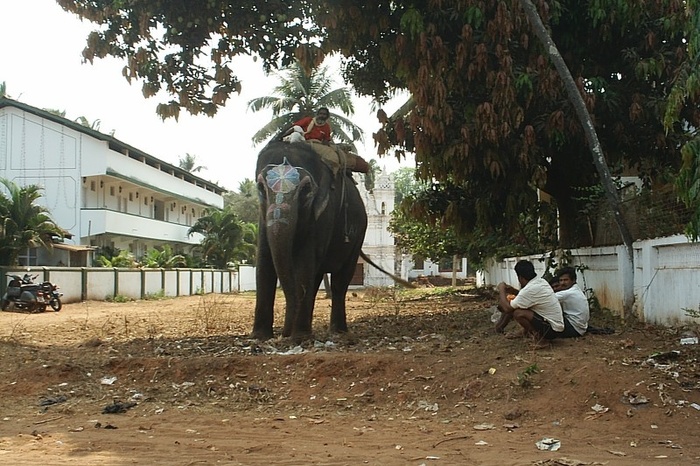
[
  {"x1": 178, "y1": 153, "x2": 206, "y2": 173},
  {"x1": 141, "y1": 244, "x2": 187, "y2": 268},
  {"x1": 74, "y1": 116, "x2": 102, "y2": 130},
  {"x1": 247, "y1": 60, "x2": 364, "y2": 151},
  {"x1": 42, "y1": 108, "x2": 67, "y2": 118},
  {"x1": 0, "y1": 81, "x2": 7, "y2": 98},
  {"x1": 224, "y1": 178, "x2": 259, "y2": 224},
  {"x1": 188, "y1": 206, "x2": 256, "y2": 268},
  {"x1": 0, "y1": 179, "x2": 67, "y2": 266},
  {"x1": 96, "y1": 249, "x2": 138, "y2": 268}
]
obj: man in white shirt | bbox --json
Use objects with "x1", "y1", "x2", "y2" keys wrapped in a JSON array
[
  {"x1": 495, "y1": 260, "x2": 565, "y2": 340},
  {"x1": 552, "y1": 267, "x2": 589, "y2": 337}
]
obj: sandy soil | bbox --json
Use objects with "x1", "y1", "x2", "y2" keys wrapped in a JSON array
[{"x1": 0, "y1": 287, "x2": 699, "y2": 465}]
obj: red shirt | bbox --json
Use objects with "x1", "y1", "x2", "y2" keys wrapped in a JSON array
[{"x1": 294, "y1": 116, "x2": 331, "y2": 143}]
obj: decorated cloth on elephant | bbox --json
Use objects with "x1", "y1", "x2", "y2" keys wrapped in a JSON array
[{"x1": 284, "y1": 108, "x2": 369, "y2": 175}]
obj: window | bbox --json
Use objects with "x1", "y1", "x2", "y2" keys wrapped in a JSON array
[
  {"x1": 17, "y1": 248, "x2": 38, "y2": 266},
  {"x1": 90, "y1": 181, "x2": 96, "y2": 191},
  {"x1": 109, "y1": 186, "x2": 115, "y2": 196},
  {"x1": 381, "y1": 202, "x2": 386, "y2": 215},
  {"x1": 129, "y1": 192, "x2": 133, "y2": 202}
]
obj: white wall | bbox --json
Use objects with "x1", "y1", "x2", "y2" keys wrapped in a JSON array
[
  {"x1": 3, "y1": 267, "x2": 239, "y2": 303},
  {"x1": 477, "y1": 234, "x2": 700, "y2": 326},
  {"x1": 238, "y1": 265, "x2": 256, "y2": 292}
]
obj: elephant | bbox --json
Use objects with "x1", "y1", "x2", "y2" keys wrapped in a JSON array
[{"x1": 252, "y1": 140, "x2": 368, "y2": 342}]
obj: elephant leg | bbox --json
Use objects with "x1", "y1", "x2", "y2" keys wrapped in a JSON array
[
  {"x1": 329, "y1": 265, "x2": 355, "y2": 333},
  {"x1": 252, "y1": 237, "x2": 277, "y2": 340},
  {"x1": 290, "y1": 274, "x2": 323, "y2": 343},
  {"x1": 281, "y1": 287, "x2": 297, "y2": 337}
]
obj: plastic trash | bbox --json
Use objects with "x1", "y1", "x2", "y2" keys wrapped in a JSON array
[
  {"x1": 536, "y1": 437, "x2": 561, "y2": 451},
  {"x1": 490, "y1": 306, "x2": 501, "y2": 323},
  {"x1": 680, "y1": 337, "x2": 698, "y2": 345}
]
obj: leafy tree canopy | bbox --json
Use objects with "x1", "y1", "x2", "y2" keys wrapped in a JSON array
[
  {"x1": 188, "y1": 205, "x2": 256, "y2": 268},
  {"x1": 224, "y1": 179, "x2": 259, "y2": 225},
  {"x1": 0, "y1": 178, "x2": 68, "y2": 266},
  {"x1": 141, "y1": 244, "x2": 187, "y2": 268},
  {"x1": 178, "y1": 153, "x2": 207, "y2": 173},
  {"x1": 248, "y1": 59, "x2": 363, "y2": 149},
  {"x1": 58, "y1": 0, "x2": 700, "y2": 245}
]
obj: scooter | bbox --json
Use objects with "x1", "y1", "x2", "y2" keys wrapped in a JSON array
[{"x1": 1, "y1": 273, "x2": 47, "y2": 312}]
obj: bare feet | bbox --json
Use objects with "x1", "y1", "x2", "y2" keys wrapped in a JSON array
[
  {"x1": 530, "y1": 335, "x2": 552, "y2": 350},
  {"x1": 531, "y1": 341, "x2": 551, "y2": 350},
  {"x1": 494, "y1": 312, "x2": 512, "y2": 333},
  {"x1": 505, "y1": 330, "x2": 526, "y2": 339}
]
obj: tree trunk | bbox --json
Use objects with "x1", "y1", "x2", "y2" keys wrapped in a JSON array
[
  {"x1": 519, "y1": 0, "x2": 634, "y2": 316},
  {"x1": 452, "y1": 255, "x2": 458, "y2": 287}
]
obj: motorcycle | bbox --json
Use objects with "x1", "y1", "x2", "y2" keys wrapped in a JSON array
[
  {"x1": 40, "y1": 280, "x2": 63, "y2": 312},
  {"x1": 1, "y1": 273, "x2": 61, "y2": 312}
]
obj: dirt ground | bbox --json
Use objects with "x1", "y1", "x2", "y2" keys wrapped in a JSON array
[{"x1": 0, "y1": 287, "x2": 699, "y2": 465}]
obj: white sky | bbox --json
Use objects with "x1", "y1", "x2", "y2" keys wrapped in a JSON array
[{"x1": 0, "y1": 0, "x2": 413, "y2": 191}]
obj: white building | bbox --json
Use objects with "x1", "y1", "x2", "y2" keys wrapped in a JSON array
[
  {"x1": 356, "y1": 167, "x2": 469, "y2": 286},
  {"x1": 0, "y1": 98, "x2": 224, "y2": 266},
  {"x1": 356, "y1": 169, "x2": 396, "y2": 286}
]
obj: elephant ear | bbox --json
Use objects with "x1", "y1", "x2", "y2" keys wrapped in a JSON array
[
  {"x1": 310, "y1": 171, "x2": 337, "y2": 220},
  {"x1": 312, "y1": 191, "x2": 329, "y2": 220},
  {"x1": 295, "y1": 175, "x2": 329, "y2": 220}
]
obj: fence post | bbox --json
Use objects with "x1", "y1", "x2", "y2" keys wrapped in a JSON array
[
  {"x1": 176, "y1": 269, "x2": 181, "y2": 297},
  {"x1": 81, "y1": 268, "x2": 88, "y2": 301},
  {"x1": 113, "y1": 268, "x2": 119, "y2": 297},
  {"x1": 141, "y1": 268, "x2": 146, "y2": 299},
  {"x1": 0, "y1": 267, "x2": 7, "y2": 297}
]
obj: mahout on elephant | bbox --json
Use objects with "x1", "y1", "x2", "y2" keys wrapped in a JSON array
[{"x1": 252, "y1": 140, "x2": 368, "y2": 343}]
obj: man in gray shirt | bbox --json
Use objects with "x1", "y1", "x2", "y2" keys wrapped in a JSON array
[{"x1": 552, "y1": 267, "x2": 589, "y2": 338}]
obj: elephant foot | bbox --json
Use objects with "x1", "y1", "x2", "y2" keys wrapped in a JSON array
[
  {"x1": 329, "y1": 323, "x2": 349, "y2": 334},
  {"x1": 290, "y1": 330, "x2": 313, "y2": 344},
  {"x1": 251, "y1": 328, "x2": 274, "y2": 341},
  {"x1": 332, "y1": 330, "x2": 357, "y2": 345}
]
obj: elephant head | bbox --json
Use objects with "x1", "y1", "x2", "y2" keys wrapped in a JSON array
[{"x1": 257, "y1": 157, "x2": 330, "y2": 234}]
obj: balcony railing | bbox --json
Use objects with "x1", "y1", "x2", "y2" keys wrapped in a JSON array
[{"x1": 81, "y1": 209, "x2": 203, "y2": 244}]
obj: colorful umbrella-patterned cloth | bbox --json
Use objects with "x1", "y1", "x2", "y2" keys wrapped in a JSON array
[{"x1": 266, "y1": 158, "x2": 301, "y2": 194}]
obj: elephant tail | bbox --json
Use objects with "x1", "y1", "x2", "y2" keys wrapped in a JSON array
[{"x1": 359, "y1": 251, "x2": 417, "y2": 289}]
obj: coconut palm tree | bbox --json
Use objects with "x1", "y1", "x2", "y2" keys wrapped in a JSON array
[
  {"x1": 0, "y1": 178, "x2": 67, "y2": 266},
  {"x1": 178, "y1": 153, "x2": 207, "y2": 173},
  {"x1": 74, "y1": 116, "x2": 102, "y2": 130},
  {"x1": 141, "y1": 244, "x2": 187, "y2": 268},
  {"x1": 188, "y1": 205, "x2": 256, "y2": 268},
  {"x1": 247, "y1": 60, "x2": 364, "y2": 152},
  {"x1": 224, "y1": 178, "x2": 259, "y2": 224}
]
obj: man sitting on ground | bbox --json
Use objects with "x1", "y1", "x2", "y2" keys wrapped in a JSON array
[
  {"x1": 494, "y1": 259, "x2": 565, "y2": 341},
  {"x1": 552, "y1": 266, "x2": 589, "y2": 338}
]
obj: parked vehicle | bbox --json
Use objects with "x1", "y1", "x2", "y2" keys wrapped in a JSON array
[
  {"x1": 1, "y1": 273, "x2": 60, "y2": 312},
  {"x1": 40, "y1": 280, "x2": 63, "y2": 311}
]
